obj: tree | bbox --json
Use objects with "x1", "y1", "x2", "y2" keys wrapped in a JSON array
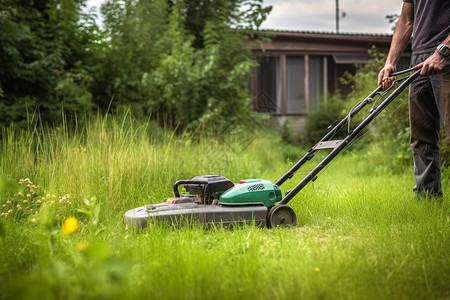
[
  {"x1": 0, "y1": 0, "x2": 271, "y2": 130},
  {"x1": 98, "y1": 0, "x2": 271, "y2": 130},
  {"x1": 179, "y1": 0, "x2": 271, "y2": 48},
  {"x1": 94, "y1": 0, "x2": 170, "y2": 116},
  {"x1": 0, "y1": 0, "x2": 98, "y2": 128},
  {"x1": 386, "y1": 14, "x2": 399, "y2": 32}
]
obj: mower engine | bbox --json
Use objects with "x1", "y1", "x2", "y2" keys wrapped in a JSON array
[{"x1": 181, "y1": 175, "x2": 235, "y2": 204}]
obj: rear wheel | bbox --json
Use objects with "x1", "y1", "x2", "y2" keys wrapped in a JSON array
[{"x1": 267, "y1": 204, "x2": 297, "y2": 228}]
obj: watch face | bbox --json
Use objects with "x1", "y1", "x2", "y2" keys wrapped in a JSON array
[{"x1": 438, "y1": 44, "x2": 450, "y2": 57}]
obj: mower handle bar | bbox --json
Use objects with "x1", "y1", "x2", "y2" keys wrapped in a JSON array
[
  {"x1": 390, "y1": 67, "x2": 415, "y2": 77},
  {"x1": 276, "y1": 68, "x2": 421, "y2": 205},
  {"x1": 172, "y1": 71, "x2": 419, "y2": 201}
]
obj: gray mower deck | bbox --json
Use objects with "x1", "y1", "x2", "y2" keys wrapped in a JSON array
[{"x1": 124, "y1": 202, "x2": 268, "y2": 228}]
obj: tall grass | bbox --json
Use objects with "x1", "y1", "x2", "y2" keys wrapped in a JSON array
[{"x1": 0, "y1": 114, "x2": 448, "y2": 300}]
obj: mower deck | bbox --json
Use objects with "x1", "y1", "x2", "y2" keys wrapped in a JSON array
[{"x1": 124, "y1": 201, "x2": 268, "y2": 228}]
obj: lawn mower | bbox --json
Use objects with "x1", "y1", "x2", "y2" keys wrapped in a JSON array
[{"x1": 124, "y1": 68, "x2": 420, "y2": 229}]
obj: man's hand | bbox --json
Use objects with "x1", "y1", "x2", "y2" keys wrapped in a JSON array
[
  {"x1": 378, "y1": 64, "x2": 396, "y2": 90},
  {"x1": 414, "y1": 51, "x2": 447, "y2": 76}
]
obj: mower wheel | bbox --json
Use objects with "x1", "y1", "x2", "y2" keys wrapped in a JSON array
[{"x1": 267, "y1": 204, "x2": 297, "y2": 228}]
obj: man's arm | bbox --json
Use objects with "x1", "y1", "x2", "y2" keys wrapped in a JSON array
[
  {"x1": 378, "y1": 2, "x2": 414, "y2": 89},
  {"x1": 414, "y1": 34, "x2": 450, "y2": 76}
]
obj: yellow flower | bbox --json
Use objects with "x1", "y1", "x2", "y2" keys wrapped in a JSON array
[
  {"x1": 76, "y1": 240, "x2": 89, "y2": 250},
  {"x1": 314, "y1": 267, "x2": 320, "y2": 272},
  {"x1": 62, "y1": 217, "x2": 79, "y2": 234}
]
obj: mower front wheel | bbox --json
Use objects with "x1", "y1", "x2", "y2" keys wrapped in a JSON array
[{"x1": 267, "y1": 204, "x2": 297, "y2": 228}]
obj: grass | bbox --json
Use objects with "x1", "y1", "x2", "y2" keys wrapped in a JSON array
[{"x1": 0, "y1": 114, "x2": 448, "y2": 300}]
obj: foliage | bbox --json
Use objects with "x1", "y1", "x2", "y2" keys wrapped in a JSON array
[
  {"x1": 0, "y1": 0, "x2": 99, "y2": 128},
  {"x1": 142, "y1": 3, "x2": 256, "y2": 130},
  {"x1": 301, "y1": 93, "x2": 348, "y2": 147},
  {"x1": 99, "y1": 0, "x2": 271, "y2": 130},
  {"x1": 0, "y1": 0, "x2": 270, "y2": 131},
  {"x1": 77, "y1": 196, "x2": 107, "y2": 236},
  {"x1": 95, "y1": 0, "x2": 170, "y2": 115},
  {"x1": 182, "y1": 0, "x2": 271, "y2": 45},
  {"x1": 385, "y1": 14, "x2": 399, "y2": 32}
]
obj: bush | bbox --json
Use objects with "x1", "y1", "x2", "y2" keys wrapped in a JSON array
[{"x1": 301, "y1": 93, "x2": 348, "y2": 147}]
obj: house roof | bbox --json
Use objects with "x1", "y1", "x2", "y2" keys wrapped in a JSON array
[
  {"x1": 257, "y1": 29, "x2": 392, "y2": 43},
  {"x1": 247, "y1": 29, "x2": 395, "y2": 56},
  {"x1": 260, "y1": 29, "x2": 392, "y2": 38}
]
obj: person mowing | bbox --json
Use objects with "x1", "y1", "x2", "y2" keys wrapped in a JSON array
[{"x1": 378, "y1": 0, "x2": 450, "y2": 197}]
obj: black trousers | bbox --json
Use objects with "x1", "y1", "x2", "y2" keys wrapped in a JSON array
[{"x1": 409, "y1": 52, "x2": 450, "y2": 196}]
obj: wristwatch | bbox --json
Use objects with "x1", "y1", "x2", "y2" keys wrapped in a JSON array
[{"x1": 437, "y1": 44, "x2": 450, "y2": 58}]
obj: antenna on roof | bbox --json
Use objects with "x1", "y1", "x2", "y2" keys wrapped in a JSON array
[{"x1": 336, "y1": 0, "x2": 346, "y2": 34}]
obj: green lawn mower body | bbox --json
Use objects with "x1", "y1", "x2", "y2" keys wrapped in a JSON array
[
  {"x1": 124, "y1": 69, "x2": 420, "y2": 229},
  {"x1": 124, "y1": 175, "x2": 294, "y2": 228}
]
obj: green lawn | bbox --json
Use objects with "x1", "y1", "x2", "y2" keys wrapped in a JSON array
[{"x1": 1, "y1": 116, "x2": 448, "y2": 300}]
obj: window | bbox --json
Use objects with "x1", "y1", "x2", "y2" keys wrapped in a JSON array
[
  {"x1": 256, "y1": 56, "x2": 281, "y2": 114},
  {"x1": 308, "y1": 56, "x2": 325, "y2": 111},
  {"x1": 286, "y1": 56, "x2": 305, "y2": 114},
  {"x1": 253, "y1": 54, "x2": 327, "y2": 115},
  {"x1": 286, "y1": 55, "x2": 325, "y2": 113}
]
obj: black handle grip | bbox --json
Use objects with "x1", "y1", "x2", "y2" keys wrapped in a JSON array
[
  {"x1": 173, "y1": 180, "x2": 208, "y2": 197},
  {"x1": 390, "y1": 67, "x2": 416, "y2": 77}
]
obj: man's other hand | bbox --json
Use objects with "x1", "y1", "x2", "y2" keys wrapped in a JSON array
[{"x1": 378, "y1": 64, "x2": 396, "y2": 90}]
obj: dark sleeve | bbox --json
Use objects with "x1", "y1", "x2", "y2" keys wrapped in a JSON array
[{"x1": 403, "y1": 0, "x2": 413, "y2": 3}]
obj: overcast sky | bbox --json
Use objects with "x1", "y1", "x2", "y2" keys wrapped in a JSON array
[
  {"x1": 261, "y1": 0, "x2": 403, "y2": 34},
  {"x1": 85, "y1": 0, "x2": 404, "y2": 34}
]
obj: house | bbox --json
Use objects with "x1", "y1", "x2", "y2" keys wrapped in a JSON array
[{"x1": 246, "y1": 30, "x2": 411, "y2": 133}]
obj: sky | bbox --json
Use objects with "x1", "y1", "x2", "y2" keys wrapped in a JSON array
[
  {"x1": 85, "y1": 0, "x2": 404, "y2": 34},
  {"x1": 261, "y1": 0, "x2": 403, "y2": 34}
]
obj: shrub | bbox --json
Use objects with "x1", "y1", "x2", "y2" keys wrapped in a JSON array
[{"x1": 301, "y1": 93, "x2": 348, "y2": 147}]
